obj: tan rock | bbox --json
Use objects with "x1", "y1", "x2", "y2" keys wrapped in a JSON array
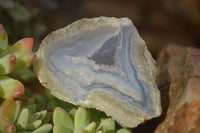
[{"x1": 155, "y1": 45, "x2": 200, "y2": 133}]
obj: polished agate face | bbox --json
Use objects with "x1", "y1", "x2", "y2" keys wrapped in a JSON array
[{"x1": 34, "y1": 17, "x2": 161, "y2": 128}]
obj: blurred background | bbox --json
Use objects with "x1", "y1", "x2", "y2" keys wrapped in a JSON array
[{"x1": 0, "y1": 0, "x2": 200, "y2": 58}]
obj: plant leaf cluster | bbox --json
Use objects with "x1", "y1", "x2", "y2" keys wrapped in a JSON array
[
  {"x1": 0, "y1": 24, "x2": 35, "y2": 99},
  {"x1": 53, "y1": 106, "x2": 131, "y2": 133},
  {"x1": 0, "y1": 98, "x2": 52, "y2": 133}
]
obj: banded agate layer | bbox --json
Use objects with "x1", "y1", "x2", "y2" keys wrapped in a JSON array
[{"x1": 34, "y1": 17, "x2": 161, "y2": 128}]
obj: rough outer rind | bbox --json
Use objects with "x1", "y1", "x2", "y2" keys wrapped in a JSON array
[{"x1": 33, "y1": 17, "x2": 161, "y2": 128}]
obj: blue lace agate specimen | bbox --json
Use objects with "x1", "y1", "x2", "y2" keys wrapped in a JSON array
[{"x1": 34, "y1": 17, "x2": 161, "y2": 128}]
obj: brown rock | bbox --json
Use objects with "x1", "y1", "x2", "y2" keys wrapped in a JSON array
[{"x1": 155, "y1": 45, "x2": 200, "y2": 133}]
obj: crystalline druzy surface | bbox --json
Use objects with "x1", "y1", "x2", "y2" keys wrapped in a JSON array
[{"x1": 34, "y1": 17, "x2": 161, "y2": 127}]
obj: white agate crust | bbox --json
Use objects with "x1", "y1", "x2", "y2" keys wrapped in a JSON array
[{"x1": 34, "y1": 17, "x2": 161, "y2": 128}]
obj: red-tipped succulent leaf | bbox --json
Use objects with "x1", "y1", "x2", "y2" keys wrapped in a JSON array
[
  {"x1": 0, "y1": 54, "x2": 16, "y2": 75},
  {"x1": 28, "y1": 52, "x2": 36, "y2": 66},
  {"x1": 7, "y1": 38, "x2": 34, "y2": 54},
  {"x1": 0, "y1": 99, "x2": 21, "y2": 123},
  {"x1": 0, "y1": 76, "x2": 24, "y2": 99},
  {"x1": 10, "y1": 84, "x2": 24, "y2": 99},
  {"x1": 11, "y1": 51, "x2": 36, "y2": 72}
]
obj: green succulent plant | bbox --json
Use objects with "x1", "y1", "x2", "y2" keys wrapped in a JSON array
[
  {"x1": 0, "y1": 98, "x2": 52, "y2": 133},
  {"x1": 0, "y1": 89, "x2": 133, "y2": 133},
  {"x1": 30, "y1": 89, "x2": 75, "y2": 112},
  {"x1": 0, "y1": 24, "x2": 35, "y2": 99},
  {"x1": 15, "y1": 98, "x2": 52, "y2": 133},
  {"x1": 0, "y1": 89, "x2": 132, "y2": 133},
  {"x1": 53, "y1": 106, "x2": 131, "y2": 133}
]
